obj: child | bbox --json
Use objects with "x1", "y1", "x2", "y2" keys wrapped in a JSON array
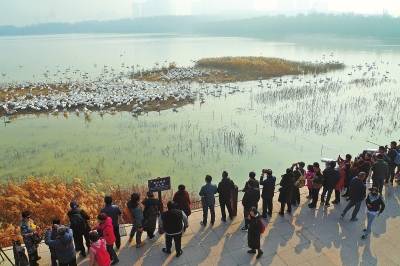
[
  {"x1": 96, "y1": 213, "x2": 119, "y2": 264},
  {"x1": 89, "y1": 230, "x2": 111, "y2": 266},
  {"x1": 247, "y1": 207, "x2": 263, "y2": 259},
  {"x1": 362, "y1": 187, "x2": 385, "y2": 239}
]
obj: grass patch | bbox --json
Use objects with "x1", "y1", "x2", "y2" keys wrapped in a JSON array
[{"x1": 134, "y1": 56, "x2": 345, "y2": 83}]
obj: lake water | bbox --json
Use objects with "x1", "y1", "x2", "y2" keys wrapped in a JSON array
[{"x1": 1, "y1": 34, "x2": 400, "y2": 191}]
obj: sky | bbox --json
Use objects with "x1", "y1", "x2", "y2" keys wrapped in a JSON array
[{"x1": 1, "y1": 0, "x2": 400, "y2": 26}]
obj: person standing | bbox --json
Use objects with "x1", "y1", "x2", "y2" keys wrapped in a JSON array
[
  {"x1": 217, "y1": 171, "x2": 235, "y2": 222},
  {"x1": 305, "y1": 165, "x2": 315, "y2": 199},
  {"x1": 308, "y1": 163, "x2": 324, "y2": 209},
  {"x1": 199, "y1": 175, "x2": 218, "y2": 226},
  {"x1": 127, "y1": 193, "x2": 144, "y2": 247},
  {"x1": 387, "y1": 141, "x2": 398, "y2": 185},
  {"x1": 173, "y1": 185, "x2": 191, "y2": 218},
  {"x1": 160, "y1": 201, "x2": 188, "y2": 258},
  {"x1": 67, "y1": 201, "x2": 90, "y2": 257},
  {"x1": 278, "y1": 169, "x2": 294, "y2": 215},
  {"x1": 260, "y1": 169, "x2": 276, "y2": 218},
  {"x1": 88, "y1": 230, "x2": 111, "y2": 266},
  {"x1": 291, "y1": 162, "x2": 305, "y2": 206},
  {"x1": 246, "y1": 207, "x2": 264, "y2": 259},
  {"x1": 20, "y1": 211, "x2": 41, "y2": 266},
  {"x1": 341, "y1": 172, "x2": 367, "y2": 221},
  {"x1": 45, "y1": 219, "x2": 61, "y2": 266},
  {"x1": 321, "y1": 161, "x2": 340, "y2": 207},
  {"x1": 142, "y1": 191, "x2": 162, "y2": 239},
  {"x1": 101, "y1": 196, "x2": 122, "y2": 249},
  {"x1": 45, "y1": 226, "x2": 77, "y2": 266},
  {"x1": 361, "y1": 187, "x2": 385, "y2": 239},
  {"x1": 340, "y1": 154, "x2": 353, "y2": 197},
  {"x1": 371, "y1": 154, "x2": 389, "y2": 195},
  {"x1": 96, "y1": 213, "x2": 119, "y2": 265},
  {"x1": 241, "y1": 172, "x2": 260, "y2": 230}
]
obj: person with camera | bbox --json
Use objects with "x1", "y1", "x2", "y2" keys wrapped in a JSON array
[
  {"x1": 291, "y1": 162, "x2": 305, "y2": 206},
  {"x1": 20, "y1": 211, "x2": 41, "y2": 266},
  {"x1": 260, "y1": 169, "x2": 275, "y2": 218},
  {"x1": 308, "y1": 162, "x2": 324, "y2": 209},
  {"x1": 45, "y1": 225, "x2": 76, "y2": 266},
  {"x1": 217, "y1": 171, "x2": 235, "y2": 222}
]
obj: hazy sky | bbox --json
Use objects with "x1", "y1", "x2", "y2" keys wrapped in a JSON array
[{"x1": 1, "y1": 0, "x2": 400, "y2": 26}]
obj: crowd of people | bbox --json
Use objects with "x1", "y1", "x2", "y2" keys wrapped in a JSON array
[{"x1": 16, "y1": 140, "x2": 399, "y2": 266}]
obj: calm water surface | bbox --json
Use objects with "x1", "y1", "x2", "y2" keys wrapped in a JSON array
[{"x1": 1, "y1": 34, "x2": 400, "y2": 191}]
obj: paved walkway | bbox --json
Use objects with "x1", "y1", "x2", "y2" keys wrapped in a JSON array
[{"x1": 3, "y1": 185, "x2": 400, "y2": 266}]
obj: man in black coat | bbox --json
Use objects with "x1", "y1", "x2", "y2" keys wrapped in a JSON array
[
  {"x1": 160, "y1": 201, "x2": 188, "y2": 258},
  {"x1": 241, "y1": 172, "x2": 260, "y2": 230},
  {"x1": 260, "y1": 169, "x2": 276, "y2": 218},
  {"x1": 321, "y1": 161, "x2": 340, "y2": 207},
  {"x1": 278, "y1": 169, "x2": 294, "y2": 215},
  {"x1": 217, "y1": 171, "x2": 235, "y2": 222},
  {"x1": 67, "y1": 201, "x2": 90, "y2": 257},
  {"x1": 341, "y1": 172, "x2": 367, "y2": 221}
]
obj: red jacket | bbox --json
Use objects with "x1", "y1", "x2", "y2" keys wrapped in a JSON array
[
  {"x1": 336, "y1": 162, "x2": 346, "y2": 191},
  {"x1": 97, "y1": 217, "x2": 115, "y2": 245}
]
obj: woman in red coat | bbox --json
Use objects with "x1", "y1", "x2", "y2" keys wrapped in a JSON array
[
  {"x1": 96, "y1": 213, "x2": 119, "y2": 264},
  {"x1": 173, "y1": 184, "x2": 191, "y2": 218}
]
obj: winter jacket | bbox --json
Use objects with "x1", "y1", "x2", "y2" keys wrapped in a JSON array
[
  {"x1": 45, "y1": 228, "x2": 76, "y2": 264},
  {"x1": 127, "y1": 201, "x2": 144, "y2": 228},
  {"x1": 366, "y1": 193, "x2": 385, "y2": 213},
  {"x1": 242, "y1": 179, "x2": 260, "y2": 209},
  {"x1": 336, "y1": 164, "x2": 346, "y2": 191},
  {"x1": 371, "y1": 159, "x2": 389, "y2": 181},
  {"x1": 20, "y1": 219, "x2": 38, "y2": 255},
  {"x1": 97, "y1": 217, "x2": 116, "y2": 245},
  {"x1": 160, "y1": 209, "x2": 188, "y2": 236},
  {"x1": 173, "y1": 190, "x2": 191, "y2": 216},
  {"x1": 199, "y1": 183, "x2": 218, "y2": 207},
  {"x1": 305, "y1": 171, "x2": 314, "y2": 189},
  {"x1": 67, "y1": 208, "x2": 90, "y2": 234},
  {"x1": 278, "y1": 173, "x2": 294, "y2": 203},
  {"x1": 348, "y1": 178, "x2": 366, "y2": 202},
  {"x1": 322, "y1": 167, "x2": 340, "y2": 189},
  {"x1": 101, "y1": 204, "x2": 121, "y2": 227},
  {"x1": 142, "y1": 198, "x2": 161, "y2": 231},
  {"x1": 248, "y1": 214, "x2": 261, "y2": 249},
  {"x1": 217, "y1": 177, "x2": 235, "y2": 201},
  {"x1": 260, "y1": 175, "x2": 276, "y2": 199},
  {"x1": 89, "y1": 239, "x2": 111, "y2": 266}
]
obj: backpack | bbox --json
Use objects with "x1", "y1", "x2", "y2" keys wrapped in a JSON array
[
  {"x1": 295, "y1": 175, "x2": 306, "y2": 188},
  {"x1": 258, "y1": 218, "x2": 267, "y2": 234},
  {"x1": 69, "y1": 212, "x2": 85, "y2": 232},
  {"x1": 394, "y1": 149, "x2": 400, "y2": 165},
  {"x1": 91, "y1": 240, "x2": 111, "y2": 266}
]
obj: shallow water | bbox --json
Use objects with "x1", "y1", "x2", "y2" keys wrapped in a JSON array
[{"x1": 1, "y1": 34, "x2": 400, "y2": 191}]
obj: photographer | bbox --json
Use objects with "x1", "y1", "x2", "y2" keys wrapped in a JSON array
[
  {"x1": 20, "y1": 211, "x2": 41, "y2": 266},
  {"x1": 291, "y1": 162, "x2": 305, "y2": 206},
  {"x1": 321, "y1": 161, "x2": 340, "y2": 207},
  {"x1": 45, "y1": 225, "x2": 76, "y2": 266},
  {"x1": 260, "y1": 169, "x2": 275, "y2": 218}
]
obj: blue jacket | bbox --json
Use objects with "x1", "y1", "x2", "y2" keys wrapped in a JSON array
[
  {"x1": 199, "y1": 183, "x2": 218, "y2": 207},
  {"x1": 45, "y1": 228, "x2": 76, "y2": 264}
]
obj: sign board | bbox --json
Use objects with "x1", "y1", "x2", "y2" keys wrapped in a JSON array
[{"x1": 148, "y1": 176, "x2": 171, "y2": 192}]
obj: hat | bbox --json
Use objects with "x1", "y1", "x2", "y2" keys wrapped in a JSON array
[{"x1": 70, "y1": 201, "x2": 78, "y2": 209}]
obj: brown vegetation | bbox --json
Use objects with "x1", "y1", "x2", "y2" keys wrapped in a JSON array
[{"x1": 0, "y1": 177, "x2": 199, "y2": 247}]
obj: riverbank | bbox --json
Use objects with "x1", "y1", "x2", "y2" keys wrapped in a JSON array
[{"x1": 133, "y1": 56, "x2": 345, "y2": 83}]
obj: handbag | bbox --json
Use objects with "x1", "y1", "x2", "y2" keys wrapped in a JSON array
[{"x1": 119, "y1": 225, "x2": 127, "y2": 237}]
